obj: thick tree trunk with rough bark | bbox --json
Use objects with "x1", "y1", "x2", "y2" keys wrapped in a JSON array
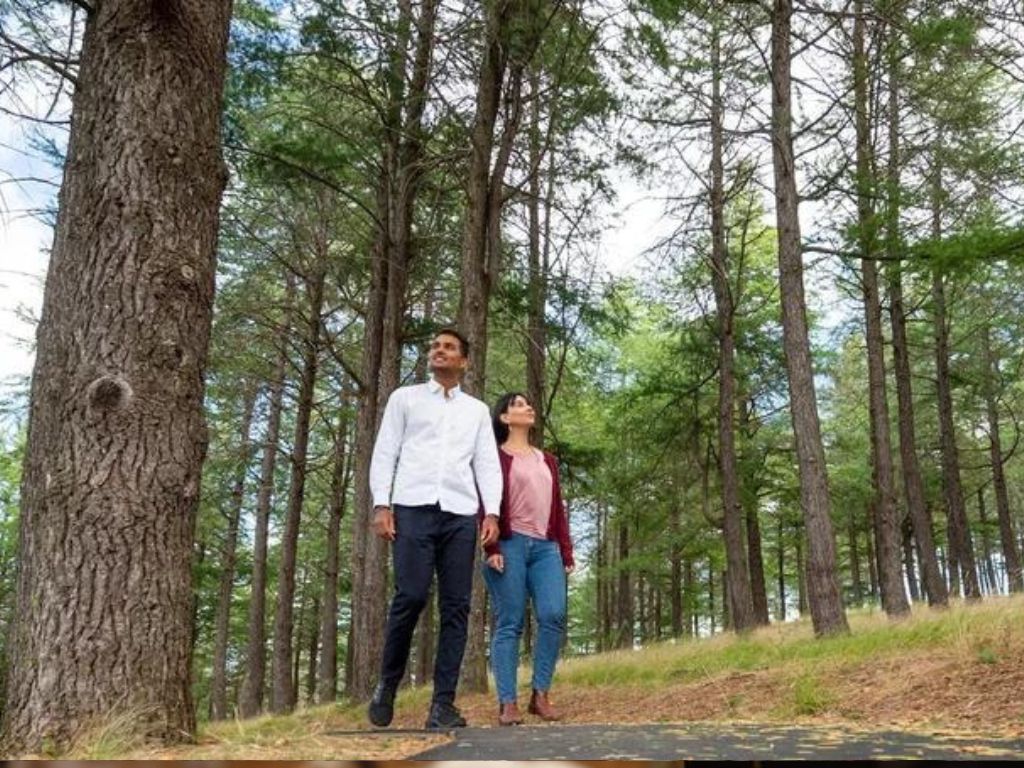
[
  {"x1": 709, "y1": 24, "x2": 755, "y2": 633},
  {"x1": 239, "y1": 292, "x2": 291, "y2": 718},
  {"x1": 2, "y1": 0, "x2": 233, "y2": 752},
  {"x1": 270, "y1": 260, "x2": 326, "y2": 713},
  {"x1": 854, "y1": 2, "x2": 908, "y2": 618},
  {"x1": 769, "y1": 0, "x2": 848, "y2": 636},
  {"x1": 981, "y1": 323, "x2": 1023, "y2": 592},
  {"x1": 211, "y1": 385, "x2": 259, "y2": 720}
]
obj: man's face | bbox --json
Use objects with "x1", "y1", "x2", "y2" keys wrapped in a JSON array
[{"x1": 428, "y1": 333, "x2": 468, "y2": 376}]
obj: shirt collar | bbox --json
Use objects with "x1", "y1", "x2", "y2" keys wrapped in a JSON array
[{"x1": 427, "y1": 377, "x2": 461, "y2": 400}]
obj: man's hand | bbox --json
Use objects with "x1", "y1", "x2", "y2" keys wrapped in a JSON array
[
  {"x1": 372, "y1": 505, "x2": 395, "y2": 541},
  {"x1": 480, "y1": 514, "x2": 499, "y2": 547},
  {"x1": 486, "y1": 553, "x2": 504, "y2": 573}
]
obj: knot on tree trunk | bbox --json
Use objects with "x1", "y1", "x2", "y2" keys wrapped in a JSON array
[{"x1": 87, "y1": 375, "x2": 133, "y2": 412}]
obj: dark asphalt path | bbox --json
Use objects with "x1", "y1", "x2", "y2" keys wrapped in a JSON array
[{"x1": 409, "y1": 722, "x2": 1024, "y2": 760}]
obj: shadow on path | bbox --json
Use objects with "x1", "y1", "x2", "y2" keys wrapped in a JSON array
[{"x1": 410, "y1": 722, "x2": 1024, "y2": 760}]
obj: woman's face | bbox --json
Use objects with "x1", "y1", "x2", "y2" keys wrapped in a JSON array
[{"x1": 503, "y1": 394, "x2": 536, "y2": 428}]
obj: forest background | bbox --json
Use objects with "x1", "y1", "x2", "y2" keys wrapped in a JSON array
[{"x1": 0, "y1": 0, "x2": 1023, "y2": 754}]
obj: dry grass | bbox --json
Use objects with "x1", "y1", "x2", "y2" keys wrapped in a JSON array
[{"x1": 66, "y1": 595, "x2": 1024, "y2": 759}]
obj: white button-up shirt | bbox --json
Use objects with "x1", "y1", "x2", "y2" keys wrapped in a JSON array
[{"x1": 369, "y1": 378, "x2": 502, "y2": 517}]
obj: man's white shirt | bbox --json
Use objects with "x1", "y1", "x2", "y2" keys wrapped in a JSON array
[{"x1": 370, "y1": 378, "x2": 502, "y2": 517}]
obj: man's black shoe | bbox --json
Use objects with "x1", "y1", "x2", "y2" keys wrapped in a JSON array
[
  {"x1": 368, "y1": 682, "x2": 396, "y2": 727},
  {"x1": 425, "y1": 700, "x2": 467, "y2": 729}
]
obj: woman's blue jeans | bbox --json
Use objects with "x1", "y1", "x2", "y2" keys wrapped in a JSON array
[{"x1": 483, "y1": 532, "x2": 567, "y2": 704}]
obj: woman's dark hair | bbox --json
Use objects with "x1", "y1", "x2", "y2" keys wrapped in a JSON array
[{"x1": 492, "y1": 391, "x2": 528, "y2": 444}]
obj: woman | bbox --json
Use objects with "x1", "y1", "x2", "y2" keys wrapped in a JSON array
[{"x1": 483, "y1": 392, "x2": 574, "y2": 726}]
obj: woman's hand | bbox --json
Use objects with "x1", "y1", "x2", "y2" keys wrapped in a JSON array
[
  {"x1": 486, "y1": 553, "x2": 504, "y2": 573},
  {"x1": 565, "y1": 563, "x2": 575, "y2": 575}
]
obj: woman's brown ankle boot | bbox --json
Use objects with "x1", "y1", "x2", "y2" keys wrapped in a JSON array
[
  {"x1": 527, "y1": 689, "x2": 562, "y2": 721},
  {"x1": 498, "y1": 701, "x2": 523, "y2": 725}
]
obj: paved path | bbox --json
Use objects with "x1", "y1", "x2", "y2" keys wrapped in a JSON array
[{"x1": 409, "y1": 722, "x2": 1024, "y2": 760}]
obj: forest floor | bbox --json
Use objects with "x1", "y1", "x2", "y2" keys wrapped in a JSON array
[{"x1": 83, "y1": 595, "x2": 1024, "y2": 760}]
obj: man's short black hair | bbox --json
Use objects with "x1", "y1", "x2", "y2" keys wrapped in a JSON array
[{"x1": 434, "y1": 327, "x2": 470, "y2": 358}]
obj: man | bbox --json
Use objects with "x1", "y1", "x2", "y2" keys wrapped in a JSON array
[{"x1": 367, "y1": 328, "x2": 502, "y2": 730}]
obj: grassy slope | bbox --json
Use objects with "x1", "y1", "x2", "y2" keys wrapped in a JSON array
[{"x1": 79, "y1": 595, "x2": 1024, "y2": 759}]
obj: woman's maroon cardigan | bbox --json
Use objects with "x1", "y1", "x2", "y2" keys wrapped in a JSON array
[{"x1": 481, "y1": 449, "x2": 574, "y2": 568}]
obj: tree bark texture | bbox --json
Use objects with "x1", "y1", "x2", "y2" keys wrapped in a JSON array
[
  {"x1": 769, "y1": 0, "x2": 848, "y2": 636},
  {"x1": 2, "y1": 0, "x2": 234, "y2": 752}
]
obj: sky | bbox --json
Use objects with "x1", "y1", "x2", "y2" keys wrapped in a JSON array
[{"x1": 0, "y1": 120, "x2": 54, "y2": 390}]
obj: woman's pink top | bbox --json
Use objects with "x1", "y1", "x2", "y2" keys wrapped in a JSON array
[{"x1": 503, "y1": 447, "x2": 553, "y2": 539}]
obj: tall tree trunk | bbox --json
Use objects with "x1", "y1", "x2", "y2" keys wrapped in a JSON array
[
  {"x1": 683, "y1": 559, "x2": 695, "y2": 637},
  {"x1": 211, "y1": 385, "x2": 259, "y2": 720},
  {"x1": 976, "y1": 488, "x2": 998, "y2": 595},
  {"x1": 709, "y1": 22, "x2": 756, "y2": 633},
  {"x1": 708, "y1": 566, "x2": 716, "y2": 635},
  {"x1": 854, "y1": 1, "x2": 909, "y2": 618},
  {"x1": 318, "y1": 404, "x2": 351, "y2": 703},
  {"x1": 525, "y1": 68, "x2": 549, "y2": 447},
  {"x1": 849, "y1": 513, "x2": 863, "y2": 605},
  {"x1": 795, "y1": 538, "x2": 808, "y2": 617},
  {"x1": 239, "y1": 289, "x2": 292, "y2": 718},
  {"x1": 932, "y1": 276, "x2": 980, "y2": 599},
  {"x1": 670, "y1": 496, "x2": 683, "y2": 637},
  {"x1": 769, "y1": 0, "x2": 848, "y2": 636},
  {"x1": 305, "y1": 592, "x2": 320, "y2": 704},
  {"x1": 981, "y1": 323, "x2": 1023, "y2": 592},
  {"x1": 2, "y1": 1, "x2": 233, "y2": 751},
  {"x1": 458, "y1": 0, "x2": 538, "y2": 693},
  {"x1": 739, "y1": 399, "x2": 770, "y2": 625},
  {"x1": 777, "y1": 517, "x2": 786, "y2": 621},
  {"x1": 903, "y1": 515, "x2": 920, "y2": 602},
  {"x1": 884, "y1": 14, "x2": 947, "y2": 606},
  {"x1": 270, "y1": 260, "x2": 326, "y2": 713},
  {"x1": 865, "y1": 508, "x2": 879, "y2": 600},
  {"x1": 348, "y1": 0, "x2": 437, "y2": 701},
  {"x1": 616, "y1": 519, "x2": 632, "y2": 649}
]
